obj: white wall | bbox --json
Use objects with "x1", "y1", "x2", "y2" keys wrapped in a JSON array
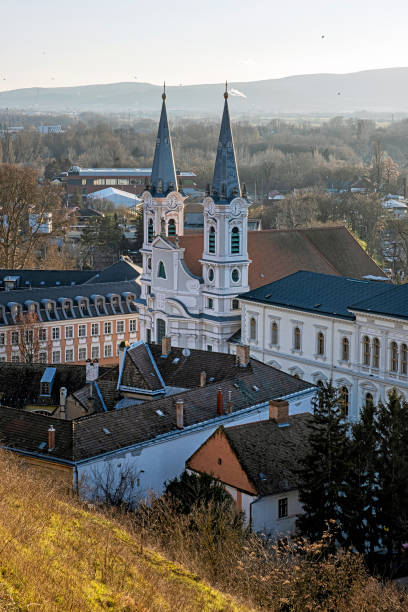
[{"x1": 252, "y1": 489, "x2": 302, "y2": 536}]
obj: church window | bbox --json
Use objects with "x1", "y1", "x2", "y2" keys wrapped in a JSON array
[
  {"x1": 365, "y1": 392, "x2": 374, "y2": 409},
  {"x1": 148, "y1": 219, "x2": 154, "y2": 243},
  {"x1": 271, "y1": 322, "x2": 278, "y2": 345},
  {"x1": 231, "y1": 269, "x2": 240, "y2": 283},
  {"x1": 147, "y1": 257, "x2": 151, "y2": 270},
  {"x1": 342, "y1": 337, "x2": 350, "y2": 361},
  {"x1": 390, "y1": 341, "x2": 398, "y2": 372},
  {"x1": 208, "y1": 268, "x2": 214, "y2": 282},
  {"x1": 207, "y1": 298, "x2": 214, "y2": 309},
  {"x1": 232, "y1": 299, "x2": 239, "y2": 310},
  {"x1": 156, "y1": 319, "x2": 166, "y2": 344},
  {"x1": 250, "y1": 317, "x2": 257, "y2": 341},
  {"x1": 362, "y1": 336, "x2": 370, "y2": 366},
  {"x1": 231, "y1": 227, "x2": 240, "y2": 253},
  {"x1": 317, "y1": 332, "x2": 325, "y2": 356},
  {"x1": 293, "y1": 326, "x2": 301, "y2": 351},
  {"x1": 372, "y1": 337, "x2": 380, "y2": 368},
  {"x1": 339, "y1": 386, "x2": 349, "y2": 416},
  {"x1": 209, "y1": 226, "x2": 216, "y2": 253},
  {"x1": 158, "y1": 261, "x2": 166, "y2": 279},
  {"x1": 401, "y1": 344, "x2": 408, "y2": 375},
  {"x1": 168, "y1": 219, "x2": 176, "y2": 236}
]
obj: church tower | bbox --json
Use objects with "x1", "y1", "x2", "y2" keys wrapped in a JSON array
[
  {"x1": 140, "y1": 87, "x2": 186, "y2": 300},
  {"x1": 200, "y1": 85, "x2": 251, "y2": 320}
]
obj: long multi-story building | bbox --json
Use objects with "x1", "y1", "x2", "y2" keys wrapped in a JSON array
[{"x1": 0, "y1": 258, "x2": 141, "y2": 366}]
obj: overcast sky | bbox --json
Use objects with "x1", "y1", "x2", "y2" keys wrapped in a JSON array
[{"x1": 1, "y1": 0, "x2": 407, "y2": 91}]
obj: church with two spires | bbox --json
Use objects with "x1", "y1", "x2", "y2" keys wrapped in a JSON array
[{"x1": 137, "y1": 87, "x2": 386, "y2": 353}]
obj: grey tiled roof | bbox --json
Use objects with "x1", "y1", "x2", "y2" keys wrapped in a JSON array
[
  {"x1": 350, "y1": 282, "x2": 408, "y2": 319},
  {"x1": 240, "y1": 271, "x2": 391, "y2": 320},
  {"x1": 0, "y1": 269, "x2": 96, "y2": 290},
  {"x1": 84, "y1": 257, "x2": 141, "y2": 284}
]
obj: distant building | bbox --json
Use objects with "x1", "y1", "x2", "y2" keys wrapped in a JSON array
[
  {"x1": 382, "y1": 196, "x2": 408, "y2": 218},
  {"x1": 87, "y1": 187, "x2": 142, "y2": 208},
  {"x1": 29, "y1": 212, "x2": 52, "y2": 234},
  {"x1": 37, "y1": 125, "x2": 63, "y2": 135}
]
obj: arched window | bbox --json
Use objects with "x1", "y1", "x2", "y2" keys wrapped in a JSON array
[
  {"x1": 317, "y1": 332, "x2": 325, "y2": 356},
  {"x1": 372, "y1": 337, "x2": 380, "y2": 368},
  {"x1": 209, "y1": 226, "x2": 216, "y2": 253},
  {"x1": 339, "y1": 386, "x2": 349, "y2": 416},
  {"x1": 208, "y1": 268, "x2": 214, "y2": 282},
  {"x1": 271, "y1": 322, "x2": 278, "y2": 345},
  {"x1": 401, "y1": 344, "x2": 408, "y2": 375},
  {"x1": 156, "y1": 318, "x2": 166, "y2": 344},
  {"x1": 391, "y1": 341, "x2": 398, "y2": 372},
  {"x1": 158, "y1": 261, "x2": 166, "y2": 279},
  {"x1": 231, "y1": 269, "x2": 240, "y2": 283},
  {"x1": 362, "y1": 336, "x2": 370, "y2": 366},
  {"x1": 365, "y1": 392, "x2": 374, "y2": 410},
  {"x1": 168, "y1": 219, "x2": 176, "y2": 236},
  {"x1": 147, "y1": 257, "x2": 152, "y2": 270},
  {"x1": 231, "y1": 227, "x2": 240, "y2": 253},
  {"x1": 294, "y1": 326, "x2": 301, "y2": 350},
  {"x1": 148, "y1": 219, "x2": 154, "y2": 243},
  {"x1": 250, "y1": 317, "x2": 257, "y2": 341},
  {"x1": 232, "y1": 299, "x2": 239, "y2": 310},
  {"x1": 342, "y1": 337, "x2": 350, "y2": 361}
]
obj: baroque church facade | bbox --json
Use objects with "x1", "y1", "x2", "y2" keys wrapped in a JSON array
[{"x1": 138, "y1": 88, "x2": 250, "y2": 352}]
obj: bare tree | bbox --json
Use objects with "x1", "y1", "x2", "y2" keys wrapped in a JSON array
[
  {"x1": 16, "y1": 312, "x2": 51, "y2": 363},
  {"x1": 87, "y1": 461, "x2": 143, "y2": 507}
]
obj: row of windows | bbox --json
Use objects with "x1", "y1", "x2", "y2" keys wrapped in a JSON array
[
  {"x1": 93, "y1": 178, "x2": 145, "y2": 186},
  {"x1": 208, "y1": 226, "x2": 241, "y2": 254},
  {"x1": 207, "y1": 267, "x2": 240, "y2": 284},
  {"x1": 0, "y1": 320, "x2": 137, "y2": 345},
  {"x1": 3, "y1": 342, "x2": 122, "y2": 364},
  {"x1": 206, "y1": 298, "x2": 240, "y2": 311},
  {"x1": 147, "y1": 218, "x2": 176, "y2": 243}
]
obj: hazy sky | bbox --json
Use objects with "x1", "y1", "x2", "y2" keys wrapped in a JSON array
[{"x1": 1, "y1": 0, "x2": 408, "y2": 91}]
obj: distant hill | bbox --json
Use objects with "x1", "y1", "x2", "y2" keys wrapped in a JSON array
[{"x1": 1, "y1": 67, "x2": 408, "y2": 117}]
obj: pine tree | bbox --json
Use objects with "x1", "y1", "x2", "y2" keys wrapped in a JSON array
[
  {"x1": 297, "y1": 381, "x2": 349, "y2": 543},
  {"x1": 340, "y1": 401, "x2": 378, "y2": 564},
  {"x1": 375, "y1": 388, "x2": 408, "y2": 570}
]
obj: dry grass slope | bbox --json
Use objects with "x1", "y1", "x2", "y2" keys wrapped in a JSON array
[{"x1": 0, "y1": 453, "x2": 248, "y2": 612}]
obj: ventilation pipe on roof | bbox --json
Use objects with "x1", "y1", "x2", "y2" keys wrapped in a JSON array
[
  {"x1": 217, "y1": 388, "x2": 223, "y2": 416},
  {"x1": 162, "y1": 336, "x2": 171, "y2": 358},
  {"x1": 236, "y1": 345, "x2": 250, "y2": 368},
  {"x1": 176, "y1": 399, "x2": 184, "y2": 429},
  {"x1": 200, "y1": 371, "x2": 207, "y2": 387},
  {"x1": 86, "y1": 359, "x2": 99, "y2": 384},
  {"x1": 48, "y1": 425, "x2": 55, "y2": 452},
  {"x1": 226, "y1": 390, "x2": 233, "y2": 414},
  {"x1": 59, "y1": 387, "x2": 67, "y2": 420},
  {"x1": 269, "y1": 399, "x2": 289, "y2": 421}
]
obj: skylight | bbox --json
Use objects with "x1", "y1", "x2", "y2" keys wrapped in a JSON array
[
  {"x1": 156, "y1": 410, "x2": 164, "y2": 416},
  {"x1": 252, "y1": 385, "x2": 259, "y2": 392},
  {"x1": 259, "y1": 472, "x2": 267, "y2": 481},
  {"x1": 103, "y1": 428, "x2": 111, "y2": 435},
  {"x1": 38, "y1": 441, "x2": 47, "y2": 450},
  {"x1": 173, "y1": 357, "x2": 180, "y2": 364}
]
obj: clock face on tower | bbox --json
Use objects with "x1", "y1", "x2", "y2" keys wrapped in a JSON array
[
  {"x1": 167, "y1": 195, "x2": 178, "y2": 209},
  {"x1": 231, "y1": 201, "x2": 240, "y2": 216}
]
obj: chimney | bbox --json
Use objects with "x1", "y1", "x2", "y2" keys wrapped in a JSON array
[
  {"x1": 217, "y1": 388, "x2": 223, "y2": 416},
  {"x1": 200, "y1": 371, "x2": 207, "y2": 387},
  {"x1": 48, "y1": 425, "x2": 55, "y2": 451},
  {"x1": 176, "y1": 399, "x2": 184, "y2": 429},
  {"x1": 162, "y1": 336, "x2": 171, "y2": 358},
  {"x1": 86, "y1": 359, "x2": 99, "y2": 384},
  {"x1": 59, "y1": 386, "x2": 67, "y2": 420},
  {"x1": 236, "y1": 344, "x2": 250, "y2": 368},
  {"x1": 118, "y1": 341, "x2": 129, "y2": 369},
  {"x1": 226, "y1": 390, "x2": 233, "y2": 414},
  {"x1": 269, "y1": 399, "x2": 289, "y2": 421}
]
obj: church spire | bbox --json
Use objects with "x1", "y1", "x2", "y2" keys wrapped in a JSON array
[
  {"x1": 211, "y1": 82, "x2": 241, "y2": 203},
  {"x1": 150, "y1": 83, "x2": 178, "y2": 195}
]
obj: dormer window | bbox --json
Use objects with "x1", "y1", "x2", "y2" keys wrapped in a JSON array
[
  {"x1": 96, "y1": 298, "x2": 104, "y2": 312},
  {"x1": 112, "y1": 296, "x2": 119, "y2": 310}
]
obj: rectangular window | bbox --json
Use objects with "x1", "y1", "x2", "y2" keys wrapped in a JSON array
[
  {"x1": 207, "y1": 298, "x2": 214, "y2": 310},
  {"x1": 278, "y1": 497, "x2": 288, "y2": 519},
  {"x1": 91, "y1": 323, "x2": 99, "y2": 337},
  {"x1": 39, "y1": 351, "x2": 47, "y2": 364},
  {"x1": 129, "y1": 319, "x2": 137, "y2": 332},
  {"x1": 52, "y1": 350, "x2": 61, "y2": 364},
  {"x1": 39, "y1": 328, "x2": 47, "y2": 341},
  {"x1": 0, "y1": 332, "x2": 5, "y2": 345},
  {"x1": 0, "y1": 355, "x2": 6, "y2": 362},
  {"x1": 11, "y1": 354, "x2": 19, "y2": 363},
  {"x1": 24, "y1": 330, "x2": 33, "y2": 344},
  {"x1": 104, "y1": 344, "x2": 113, "y2": 358},
  {"x1": 11, "y1": 331, "x2": 19, "y2": 345},
  {"x1": 104, "y1": 321, "x2": 112, "y2": 335},
  {"x1": 91, "y1": 345, "x2": 100, "y2": 359},
  {"x1": 105, "y1": 178, "x2": 117, "y2": 185},
  {"x1": 117, "y1": 178, "x2": 129, "y2": 185},
  {"x1": 78, "y1": 347, "x2": 87, "y2": 361},
  {"x1": 93, "y1": 178, "x2": 106, "y2": 185},
  {"x1": 207, "y1": 345, "x2": 213, "y2": 352},
  {"x1": 78, "y1": 324, "x2": 86, "y2": 337},
  {"x1": 52, "y1": 327, "x2": 60, "y2": 341},
  {"x1": 116, "y1": 320, "x2": 125, "y2": 333},
  {"x1": 65, "y1": 325, "x2": 74, "y2": 339},
  {"x1": 65, "y1": 348, "x2": 74, "y2": 362}
]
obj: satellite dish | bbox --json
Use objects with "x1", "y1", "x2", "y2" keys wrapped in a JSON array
[{"x1": 182, "y1": 348, "x2": 190, "y2": 357}]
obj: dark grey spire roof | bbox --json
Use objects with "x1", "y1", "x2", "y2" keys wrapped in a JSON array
[
  {"x1": 211, "y1": 89, "x2": 241, "y2": 203},
  {"x1": 150, "y1": 91, "x2": 177, "y2": 196}
]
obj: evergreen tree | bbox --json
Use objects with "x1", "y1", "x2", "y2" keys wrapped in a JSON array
[
  {"x1": 297, "y1": 381, "x2": 349, "y2": 543},
  {"x1": 375, "y1": 388, "x2": 408, "y2": 569},
  {"x1": 340, "y1": 400, "x2": 378, "y2": 564}
]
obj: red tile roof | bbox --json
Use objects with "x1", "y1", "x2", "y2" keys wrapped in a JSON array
[{"x1": 178, "y1": 226, "x2": 385, "y2": 288}]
